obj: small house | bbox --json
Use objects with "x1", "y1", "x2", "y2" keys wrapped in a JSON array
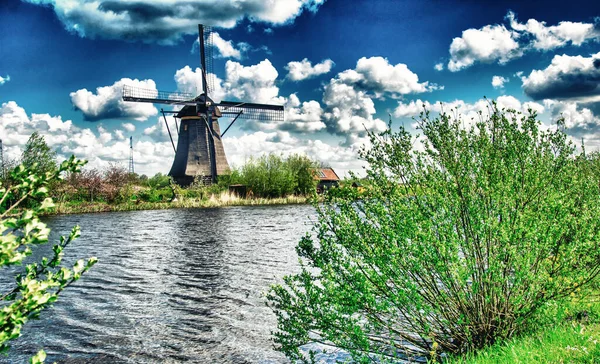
[{"x1": 315, "y1": 168, "x2": 340, "y2": 193}]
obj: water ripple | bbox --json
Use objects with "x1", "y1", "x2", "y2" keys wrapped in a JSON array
[{"x1": 1, "y1": 205, "x2": 315, "y2": 363}]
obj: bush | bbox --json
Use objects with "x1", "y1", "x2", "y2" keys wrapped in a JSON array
[
  {"x1": 267, "y1": 105, "x2": 600, "y2": 362},
  {"x1": 238, "y1": 154, "x2": 318, "y2": 198},
  {"x1": 138, "y1": 187, "x2": 173, "y2": 202}
]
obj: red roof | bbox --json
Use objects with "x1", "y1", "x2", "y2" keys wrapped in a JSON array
[{"x1": 315, "y1": 168, "x2": 340, "y2": 181}]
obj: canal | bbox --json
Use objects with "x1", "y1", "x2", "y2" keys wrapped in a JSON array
[{"x1": 2, "y1": 205, "x2": 316, "y2": 363}]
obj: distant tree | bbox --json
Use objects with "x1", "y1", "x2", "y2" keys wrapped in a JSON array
[
  {"x1": 287, "y1": 154, "x2": 318, "y2": 195},
  {"x1": 147, "y1": 173, "x2": 171, "y2": 189},
  {"x1": 80, "y1": 168, "x2": 103, "y2": 202},
  {"x1": 0, "y1": 156, "x2": 96, "y2": 363},
  {"x1": 20, "y1": 132, "x2": 57, "y2": 176},
  {"x1": 241, "y1": 154, "x2": 296, "y2": 198}
]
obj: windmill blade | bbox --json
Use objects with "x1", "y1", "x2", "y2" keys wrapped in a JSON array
[
  {"x1": 122, "y1": 85, "x2": 197, "y2": 105},
  {"x1": 217, "y1": 100, "x2": 284, "y2": 121},
  {"x1": 199, "y1": 24, "x2": 215, "y2": 97}
]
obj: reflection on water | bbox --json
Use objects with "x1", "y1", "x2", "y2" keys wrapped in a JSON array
[{"x1": 1, "y1": 205, "x2": 315, "y2": 363}]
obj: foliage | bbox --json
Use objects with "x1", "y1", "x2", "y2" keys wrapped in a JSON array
[
  {"x1": 146, "y1": 173, "x2": 171, "y2": 189},
  {"x1": 20, "y1": 132, "x2": 57, "y2": 176},
  {"x1": 287, "y1": 154, "x2": 319, "y2": 195},
  {"x1": 0, "y1": 156, "x2": 97, "y2": 361},
  {"x1": 267, "y1": 105, "x2": 600, "y2": 362},
  {"x1": 239, "y1": 154, "x2": 318, "y2": 198}
]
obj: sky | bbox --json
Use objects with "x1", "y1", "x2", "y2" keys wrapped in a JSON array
[{"x1": 1, "y1": 0, "x2": 600, "y2": 177}]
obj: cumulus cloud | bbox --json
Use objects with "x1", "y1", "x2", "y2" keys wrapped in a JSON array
[
  {"x1": 22, "y1": 0, "x2": 325, "y2": 45},
  {"x1": 507, "y1": 11, "x2": 600, "y2": 51},
  {"x1": 175, "y1": 60, "x2": 280, "y2": 104},
  {"x1": 446, "y1": 11, "x2": 600, "y2": 71},
  {"x1": 337, "y1": 56, "x2": 441, "y2": 97},
  {"x1": 222, "y1": 59, "x2": 280, "y2": 104},
  {"x1": 70, "y1": 78, "x2": 158, "y2": 121},
  {"x1": 285, "y1": 58, "x2": 334, "y2": 81},
  {"x1": 173, "y1": 65, "x2": 227, "y2": 102},
  {"x1": 522, "y1": 52, "x2": 600, "y2": 103},
  {"x1": 191, "y1": 32, "x2": 249, "y2": 59},
  {"x1": 122, "y1": 122, "x2": 136, "y2": 132},
  {"x1": 0, "y1": 75, "x2": 10, "y2": 85},
  {"x1": 544, "y1": 99, "x2": 599, "y2": 130},
  {"x1": 1, "y1": 100, "x2": 175, "y2": 176},
  {"x1": 492, "y1": 75, "x2": 509, "y2": 89},
  {"x1": 320, "y1": 57, "x2": 438, "y2": 146},
  {"x1": 434, "y1": 63, "x2": 444, "y2": 71},
  {"x1": 448, "y1": 24, "x2": 521, "y2": 71}
]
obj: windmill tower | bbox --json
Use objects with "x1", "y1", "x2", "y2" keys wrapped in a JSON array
[
  {"x1": 122, "y1": 24, "x2": 283, "y2": 186},
  {"x1": 128, "y1": 136, "x2": 134, "y2": 174}
]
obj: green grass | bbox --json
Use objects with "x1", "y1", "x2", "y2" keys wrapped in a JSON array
[
  {"x1": 446, "y1": 293, "x2": 600, "y2": 364},
  {"x1": 48, "y1": 192, "x2": 310, "y2": 215}
]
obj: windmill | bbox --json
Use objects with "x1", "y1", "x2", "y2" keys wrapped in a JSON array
[{"x1": 122, "y1": 24, "x2": 284, "y2": 185}]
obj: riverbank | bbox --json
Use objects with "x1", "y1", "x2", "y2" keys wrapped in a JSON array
[
  {"x1": 448, "y1": 291, "x2": 600, "y2": 363},
  {"x1": 49, "y1": 193, "x2": 310, "y2": 215}
]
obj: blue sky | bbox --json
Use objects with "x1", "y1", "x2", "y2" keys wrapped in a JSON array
[{"x1": 1, "y1": 0, "x2": 599, "y2": 176}]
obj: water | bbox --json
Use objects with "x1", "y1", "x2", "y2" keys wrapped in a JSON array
[{"x1": 1, "y1": 205, "x2": 317, "y2": 363}]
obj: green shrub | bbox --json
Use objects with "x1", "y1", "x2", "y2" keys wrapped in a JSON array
[
  {"x1": 267, "y1": 105, "x2": 600, "y2": 362},
  {"x1": 138, "y1": 187, "x2": 173, "y2": 202}
]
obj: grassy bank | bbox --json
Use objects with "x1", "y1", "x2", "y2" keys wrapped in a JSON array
[
  {"x1": 447, "y1": 292, "x2": 600, "y2": 363},
  {"x1": 50, "y1": 192, "x2": 310, "y2": 215}
]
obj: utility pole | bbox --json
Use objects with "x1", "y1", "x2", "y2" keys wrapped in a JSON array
[
  {"x1": 128, "y1": 136, "x2": 135, "y2": 174},
  {"x1": 0, "y1": 139, "x2": 4, "y2": 180}
]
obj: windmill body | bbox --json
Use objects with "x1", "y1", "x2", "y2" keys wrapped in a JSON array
[
  {"x1": 169, "y1": 100, "x2": 230, "y2": 185},
  {"x1": 122, "y1": 24, "x2": 283, "y2": 185}
]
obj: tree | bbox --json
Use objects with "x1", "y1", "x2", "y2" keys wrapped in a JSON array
[
  {"x1": 20, "y1": 132, "x2": 57, "y2": 176},
  {"x1": 0, "y1": 156, "x2": 96, "y2": 362},
  {"x1": 267, "y1": 105, "x2": 600, "y2": 362},
  {"x1": 241, "y1": 154, "x2": 296, "y2": 198},
  {"x1": 287, "y1": 154, "x2": 318, "y2": 195}
]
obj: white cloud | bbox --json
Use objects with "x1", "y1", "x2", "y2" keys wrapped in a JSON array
[
  {"x1": 175, "y1": 59, "x2": 280, "y2": 104},
  {"x1": 507, "y1": 11, "x2": 600, "y2": 51},
  {"x1": 212, "y1": 32, "x2": 242, "y2": 59},
  {"x1": 122, "y1": 122, "x2": 136, "y2": 132},
  {"x1": 285, "y1": 58, "x2": 334, "y2": 81},
  {"x1": 338, "y1": 56, "x2": 441, "y2": 97},
  {"x1": 448, "y1": 24, "x2": 521, "y2": 71},
  {"x1": 434, "y1": 63, "x2": 444, "y2": 71},
  {"x1": 70, "y1": 78, "x2": 158, "y2": 121},
  {"x1": 0, "y1": 75, "x2": 10, "y2": 85},
  {"x1": 223, "y1": 59, "x2": 280, "y2": 104},
  {"x1": 321, "y1": 57, "x2": 438, "y2": 146},
  {"x1": 191, "y1": 32, "x2": 245, "y2": 59},
  {"x1": 492, "y1": 75, "x2": 509, "y2": 89},
  {"x1": 544, "y1": 99, "x2": 600, "y2": 130},
  {"x1": 522, "y1": 52, "x2": 600, "y2": 102},
  {"x1": 23, "y1": 0, "x2": 325, "y2": 45},
  {"x1": 446, "y1": 12, "x2": 600, "y2": 71}
]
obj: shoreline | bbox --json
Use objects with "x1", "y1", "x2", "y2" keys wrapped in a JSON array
[{"x1": 47, "y1": 195, "x2": 311, "y2": 215}]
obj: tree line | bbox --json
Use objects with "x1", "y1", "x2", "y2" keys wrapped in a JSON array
[{"x1": 1, "y1": 132, "x2": 323, "y2": 205}]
